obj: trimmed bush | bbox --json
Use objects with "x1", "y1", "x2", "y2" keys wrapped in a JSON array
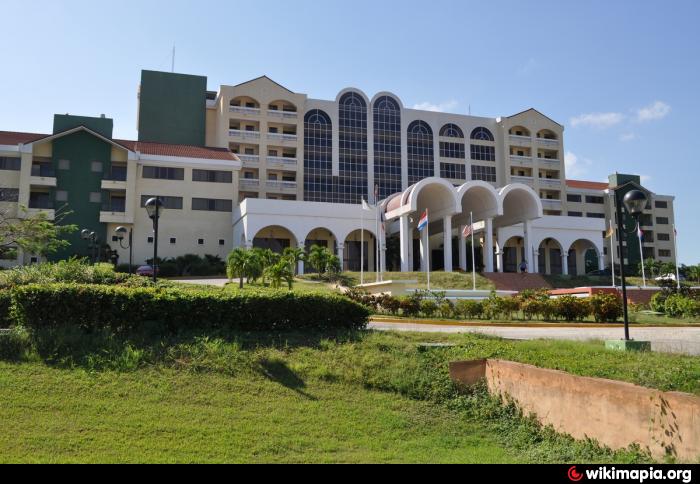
[
  {"x1": 664, "y1": 294, "x2": 700, "y2": 319},
  {"x1": 455, "y1": 300, "x2": 483, "y2": 320},
  {"x1": 589, "y1": 293, "x2": 623, "y2": 323},
  {"x1": 420, "y1": 300, "x2": 438, "y2": 317},
  {"x1": 554, "y1": 295, "x2": 590, "y2": 322},
  {"x1": 0, "y1": 290, "x2": 11, "y2": 328},
  {"x1": 12, "y1": 284, "x2": 369, "y2": 334}
]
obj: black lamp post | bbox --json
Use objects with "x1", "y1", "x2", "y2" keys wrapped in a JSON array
[
  {"x1": 144, "y1": 197, "x2": 164, "y2": 283},
  {"x1": 114, "y1": 226, "x2": 133, "y2": 275},
  {"x1": 80, "y1": 229, "x2": 99, "y2": 264},
  {"x1": 614, "y1": 189, "x2": 648, "y2": 341}
]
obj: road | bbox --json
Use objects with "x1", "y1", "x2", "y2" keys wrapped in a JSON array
[{"x1": 369, "y1": 321, "x2": 700, "y2": 356}]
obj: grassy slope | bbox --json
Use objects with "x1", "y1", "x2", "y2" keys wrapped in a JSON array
[{"x1": 343, "y1": 271, "x2": 495, "y2": 290}]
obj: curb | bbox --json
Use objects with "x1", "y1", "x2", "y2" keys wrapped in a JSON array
[{"x1": 369, "y1": 317, "x2": 699, "y2": 329}]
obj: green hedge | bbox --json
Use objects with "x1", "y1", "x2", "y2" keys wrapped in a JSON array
[
  {"x1": 0, "y1": 291, "x2": 11, "y2": 328},
  {"x1": 11, "y1": 284, "x2": 369, "y2": 333}
]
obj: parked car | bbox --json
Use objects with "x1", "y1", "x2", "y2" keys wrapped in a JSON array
[
  {"x1": 655, "y1": 273, "x2": 685, "y2": 282},
  {"x1": 136, "y1": 265, "x2": 157, "y2": 277}
]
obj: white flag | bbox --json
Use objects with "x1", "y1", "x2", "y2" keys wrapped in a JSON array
[{"x1": 362, "y1": 199, "x2": 373, "y2": 211}]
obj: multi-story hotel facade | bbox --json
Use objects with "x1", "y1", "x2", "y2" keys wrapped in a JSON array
[{"x1": 0, "y1": 70, "x2": 676, "y2": 276}]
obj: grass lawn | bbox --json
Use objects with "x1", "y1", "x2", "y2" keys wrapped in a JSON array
[
  {"x1": 342, "y1": 271, "x2": 495, "y2": 290},
  {"x1": 2, "y1": 329, "x2": 698, "y2": 463}
]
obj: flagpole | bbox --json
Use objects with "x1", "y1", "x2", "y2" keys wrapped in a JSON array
[
  {"x1": 426, "y1": 209, "x2": 430, "y2": 292},
  {"x1": 360, "y1": 202, "x2": 364, "y2": 286},
  {"x1": 673, "y1": 224, "x2": 681, "y2": 290},
  {"x1": 609, "y1": 219, "x2": 616, "y2": 288},
  {"x1": 375, "y1": 204, "x2": 380, "y2": 284},
  {"x1": 470, "y1": 212, "x2": 476, "y2": 291},
  {"x1": 638, "y1": 222, "x2": 647, "y2": 288}
]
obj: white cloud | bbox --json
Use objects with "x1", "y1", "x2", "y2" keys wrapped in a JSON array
[
  {"x1": 517, "y1": 58, "x2": 537, "y2": 76},
  {"x1": 565, "y1": 151, "x2": 594, "y2": 178},
  {"x1": 640, "y1": 175, "x2": 653, "y2": 184},
  {"x1": 413, "y1": 100, "x2": 459, "y2": 113},
  {"x1": 570, "y1": 112, "x2": 625, "y2": 129},
  {"x1": 635, "y1": 101, "x2": 671, "y2": 122},
  {"x1": 619, "y1": 132, "x2": 637, "y2": 142}
]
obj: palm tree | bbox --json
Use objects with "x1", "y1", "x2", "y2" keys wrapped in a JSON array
[
  {"x1": 264, "y1": 260, "x2": 295, "y2": 290},
  {"x1": 227, "y1": 249, "x2": 248, "y2": 289},
  {"x1": 307, "y1": 245, "x2": 330, "y2": 275},
  {"x1": 687, "y1": 265, "x2": 700, "y2": 285},
  {"x1": 283, "y1": 247, "x2": 305, "y2": 275}
]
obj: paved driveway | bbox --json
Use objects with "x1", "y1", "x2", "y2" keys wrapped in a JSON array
[
  {"x1": 369, "y1": 322, "x2": 700, "y2": 356},
  {"x1": 173, "y1": 278, "x2": 230, "y2": 287}
]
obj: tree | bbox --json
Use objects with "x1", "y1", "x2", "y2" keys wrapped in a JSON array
[
  {"x1": 264, "y1": 259, "x2": 295, "y2": 290},
  {"x1": 686, "y1": 265, "x2": 700, "y2": 285},
  {"x1": 0, "y1": 201, "x2": 77, "y2": 260},
  {"x1": 226, "y1": 248, "x2": 263, "y2": 289},
  {"x1": 283, "y1": 246, "x2": 305, "y2": 275},
  {"x1": 307, "y1": 245, "x2": 331, "y2": 275}
]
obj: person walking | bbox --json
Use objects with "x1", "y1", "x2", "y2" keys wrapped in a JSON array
[{"x1": 519, "y1": 259, "x2": 528, "y2": 274}]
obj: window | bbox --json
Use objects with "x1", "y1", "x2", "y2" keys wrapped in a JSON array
[
  {"x1": 439, "y1": 124, "x2": 464, "y2": 138},
  {"x1": 471, "y1": 165, "x2": 497, "y2": 183},
  {"x1": 470, "y1": 144, "x2": 495, "y2": 161},
  {"x1": 585, "y1": 196, "x2": 605, "y2": 204},
  {"x1": 142, "y1": 166, "x2": 184, "y2": 180},
  {"x1": 219, "y1": 239, "x2": 226, "y2": 246},
  {"x1": 587, "y1": 213, "x2": 605, "y2": 219},
  {"x1": 147, "y1": 236, "x2": 154, "y2": 244},
  {"x1": 140, "y1": 195, "x2": 183, "y2": 210},
  {"x1": 470, "y1": 127, "x2": 494, "y2": 141},
  {"x1": 268, "y1": 149, "x2": 278, "y2": 157},
  {"x1": 192, "y1": 169, "x2": 232, "y2": 183},
  {"x1": 89, "y1": 192, "x2": 101, "y2": 203},
  {"x1": 198, "y1": 239, "x2": 205, "y2": 245},
  {"x1": 55, "y1": 190, "x2": 68, "y2": 202},
  {"x1": 58, "y1": 159, "x2": 70, "y2": 170},
  {"x1": 659, "y1": 250, "x2": 672, "y2": 258},
  {"x1": 440, "y1": 163, "x2": 466, "y2": 180},
  {"x1": 304, "y1": 109, "x2": 334, "y2": 203},
  {"x1": 657, "y1": 233, "x2": 671, "y2": 242},
  {"x1": 567, "y1": 194, "x2": 582, "y2": 203},
  {"x1": 111, "y1": 236, "x2": 119, "y2": 242},
  {"x1": 641, "y1": 214, "x2": 654, "y2": 227},
  {"x1": 91, "y1": 161, "x2": 103, "y2": 173},
  {"x1": 568, "y1": 212, "x2": 583, "y2": 217},
  {"x1": 655, "y1": 201, "x2": 668, "y2": 209},
  {"x1": 407, "y1": 121, "x2": 434, "y2": 185},
  {"x1": 0, "y1": 188, "x2": 19, "y2": 202},
  {"x1": 0, "y1": 157, "x2": 21, "y2": 171},
  {"x1": 373, "y1": 96, "x2": 402, "y2": 200},
  {"x1": 192, "y1": 198, "x2": 233, "y2": 212},
  {"x1": 170, "y1": 237, "x2": 177, "y2": 244},
  {"x1": 656, "y1": 217, "x2": 670, "y2": 225},
  {"x1": 335, "y1": 92, "x2": 368, "y2": 204},
  {"x1": 440, "y1": 142, "x2": 465, "y2": 159}
]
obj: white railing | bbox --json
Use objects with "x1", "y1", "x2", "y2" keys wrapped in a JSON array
[
  {"x1": 238, "y1": 154, "x2": 260, "y2": 164},
  {"x1": 267, "y1": 132, "x2": 298, "y2": 142},
  {"x1": 539, "y1": 178, "x2": 562, "y2": 188},
  {"x1": 541, "y1": 199, "x2": 563, "y2": 209},
  {"x1": 511, "y1": 176, "x2": 534, "y2": 185},
  {"x1": 229, "y1": 129, "x2": 260, "y2": 140},
  {"x1": 509, "y1": 135, "x2": 531, "y2": 145},
  {"x1": 509, "y1": 155, "x2": 533, "y2": 165},
  {"x1": 240, "y1": 179, "x2": 260, "y2": 189},
  {"x1": 538, "y1": 158, "x2": 561, "y2": 165},
  {"x1": 266, "y1": 180, "x2": 297, "y2": 191},
  {"x1": 266, "y1": 156, "x2": 297, "y2": 167},
  {"x1": 229, "y1": 106, "x2": 261, "y2": 115},
  {"x1": 537, "y1": 137, "x2": 559, "y2": 146},
  {"x1": 267, "y1": 110, "x2": 298, "y2": 119}
]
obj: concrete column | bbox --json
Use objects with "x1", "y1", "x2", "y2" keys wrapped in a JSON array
[
  {"x1": 420, "y1": 228, "x2": 429, "y2": 272},
  {"x1": 523, "y1": 220, "x2": 532, "y2": 271},
  {"x1": 497, "y1": 250, "x2": 504, "y2": 273},
  {"x1": 399, "y1": 215, "x2": 410, "y2": 272},
  {"x1": 562, "y1": 254, "x2": 569, "y2": 276},
  {"x1": 443, "y1": 215, "x2": 453, "y2": 273},
  {"x1": 408, "y1": 232, "x2": 414, "y2": 272},
  {"x1": 484, "y1": 218, "x2": 494, "y2": 273},
  {"x1": 459, "y1": 227, "x2": 467, "y2": 272},
  {"x1": 337, "y1": 244, "x2": 344, "y2": 270},
  {"x1": 598, "y1": 250, "x2": 605, "y2": 271},
  {"x1": 532, "y1": 252, "x2": 539, "y2": 274},
  {"x1": 297, "y1": 243, "x2": 305, "y2": 275}
]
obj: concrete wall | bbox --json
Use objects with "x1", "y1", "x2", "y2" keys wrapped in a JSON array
[{"x1": 449, "y1": 359, "x2": 700, "y2": 462}]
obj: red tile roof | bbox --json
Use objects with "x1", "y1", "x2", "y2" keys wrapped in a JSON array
[
  {"x1": 0, "y1": 131, "x2": 49, "y2": 145},
  {"x1": 566, "y1": 179, "x2": 609, "y2": 191},
  {"x1": 0, "y1": 130, "x2": 237, "y2": 162}
]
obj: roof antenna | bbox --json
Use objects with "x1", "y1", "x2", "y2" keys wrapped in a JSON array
[{"x1": 171, "y1": 45, "x2": 176, "y2": 73}]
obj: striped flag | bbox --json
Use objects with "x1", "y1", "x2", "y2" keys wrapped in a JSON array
[
  {"x1": 417, "y1": 210, "x2": 429, "y2": 232},
  {"x1": 638, "y1": 226, "x2": 644, "y2": 240},
  {"x1": 462, "y1": 224, "x2": 473, "y2": 238}
]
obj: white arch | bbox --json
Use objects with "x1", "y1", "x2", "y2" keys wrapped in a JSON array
[
  {"x1": 456, "y1": 181, "x2": 501, "y2": 220},
  {"x1": 497, "y1": 183, "x2": 543, "y2": 227},
  {"x1": 302, "y1": 226, "x2": 343, "y2": 246},
  {"x1": 404, "y1": 177, "x2": 460, "y2": 215},
  {"x1": 371, "y1": 91, "x2": 404, "y2": 110},
  {"x1": 335, "y1": 88, "x2": 371, "y2": 106},
  {"x1": 339, "y1": 227, "x2": 378, "y2": 244}
]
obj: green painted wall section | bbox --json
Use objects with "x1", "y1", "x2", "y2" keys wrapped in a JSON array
[
  {"x1": 609, "y1": 174, "x2": 652, "y2": 269},
  {"x1": 49, "y1": 131, "x2": 113, "y2": 261},
  {"x1": 137, "y1": 70, "x2": 207, "y2": 146},
  {"x1": 53, "y1": 114, "x2": 113, "y2": 138}
]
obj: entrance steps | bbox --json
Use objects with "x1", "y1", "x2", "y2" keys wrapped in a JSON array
[{"x1": 483, "y1": 273, "x2": 552, "y2": 292}]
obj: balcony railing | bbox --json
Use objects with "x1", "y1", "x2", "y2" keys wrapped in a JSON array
[
  {"x1": 101, "y1": 200, "x2": 126, "y2": 213},
  {"x1": 267, "y1": 109, "x2": 298, "y2": 120},
  {"x1": 538, "y1": 157, "x2": 561, "y2": 166},
  {"x1": 266, "y1": 132, "x2": 298, "y2": 142},
  {"x1": 229, "y1": 129, "x2": 261, "y2": 140},
  {"x1": 509, "y1": 135, "x2": 531, "y2": 145},
  {"x1": 229, "y1": 106, "x2": 261, "y2": 115},
  {"x1": 28, "y1": 199, "x2": 53, "y2": 210},
  {"x1": 509, "y1": 155, "x2": 533, "y2": 165},
  {"x1": 31, "y1": 165, "x2": 55, "y2": 177},
  {"x1": 104, "y1": 168, "x2": 127, "y2": 181},
  {"x1": 511, "y1": 176, "x2": 534, "y2": 185},
  {"x1": 266, "y1": 180, "x2": 297, "y2": 191},
  {"x1": 240, "y1": 178, "x2": 260, "y2": 189},
  {"x1": 537, "y1": 137, "x2": 559, "y2": 147},
  {"x1": 267, "y1": 156, "x2": 298, "y2": 168},
  {"x1": 541, "y1": 199, "x2": 563, "y2": 209},
  {"x1": 238, "y1": 154, "x2": 260, "y2": 164},
  {"x1": 539, "y1": 178, "x2": 562, "y2": 188}
]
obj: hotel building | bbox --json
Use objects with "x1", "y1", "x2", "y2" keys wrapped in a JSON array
[{"x1": 0, "y1": 70, "x2": 676, "y2": 275}]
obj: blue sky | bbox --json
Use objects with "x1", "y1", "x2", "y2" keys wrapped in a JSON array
[{"x1": 2, "y1": 0, "x2": 699, "y2": 263}]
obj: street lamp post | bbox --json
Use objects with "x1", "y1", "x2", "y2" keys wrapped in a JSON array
[
  {"x1": 114, "y1": 226, "x2": 133, "y2": 275},
  {"x1": 80, "y1": 229, "x2": 99, "y2": 264},
  {"x1": 614, "y1": 189, "x2": 648, "y2": 342},
  {"x1": 144, "y1": 197, "x2": 164, "y2": 283}
]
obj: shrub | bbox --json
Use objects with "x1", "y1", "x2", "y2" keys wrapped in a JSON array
[
  {"x1": 438, "y1": 300, "x2": 455, "y2": 319},
  {"x1": 455, "y1": 300, "x2": 483, "y2": 320},
  {"x1": 11, "y1": 284, "x2": 370, "y2": 334},
  {"x1": 554, "y1": 295, "x2": 591, "y2": 322},
  {"x1": 589, "y1": 293, "x2": 623, "y2": 323},
  {"x1": 0, "y1": 290, "x2": 11, "y2": 328},
  {"x1": 377, "y1": 295, "x2": 401, "y2": 316},
  {"x1": 650, "y1": 292, "x2": 668, "y2": 313},
  {"x1": 0, "y1": 327, "x2": 30, "y2": 360},
  {"x1": 420, "y1": 300, "x2": 438, "y2": 317},
  {"x1": 501, "y1": 297, "x2": 521, "y2": 320},
  {"x1": 664, "y1": 294, "x2": 700, "y2": 319},
  {"x1": 399, "y1": 292, "x2": 423, "y2": 317},
  {"x1": 0, "y1": 259, "x2": 132, "y2": 288},
  {"x1": 482, "y1": 292, "x2": 507, "y2": 320}
]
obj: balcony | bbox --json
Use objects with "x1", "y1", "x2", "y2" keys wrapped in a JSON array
[
  {"x1": 238, "y1": 154, "x2": 260, "y2": 165},
  {"x1": 100, "y1": 199, "x2": 129, "y2": 223},
  {"x1": 30, "y1": 165, "x2": 57, "y2": 187},
  {"x1": 538, "y1": 158, "x2": 561, "y2": 167},
  {"x1": 537, "y1": 137, "x2": 559, "y2": 147},
  {"x1": 266, "y1": 180, "x2": 297, "y2": 193},
  {"x1": 541, "y1": 199, "x2": 563, "y2": 210},
  {"x1": 229, "y1": 106, "x2": 261, "y2": 116},
  {"x1": 240, "y1": 178, "x2": 260, "y2": 190},
  {"x1": 267, "y1": 109, "x2": 298, "y2": 120},
  {"x1": 266, "y1": 156, "x2": 298, "y2": 169},
  {"x1": 509, "y1": 155, "x2": 533, "y2": 167},
  {"x1": 102, "y1": 169, "x2": 128, "y2": 190},
  {"x1": 539, "y1": 178, "x2": 562, "y2": 188},
  {"x1": 229, "y1": 129, "x2": 261, "y2": 140},
  {"x1": 266, "y1": 132, "x2": 298, "y2": 143},
  {"x1": 511, "y1": 176, "x2": 534, "y2": 186},
  {"x1": 509, "y1": 135, "x2": 531, "y2": 146}
]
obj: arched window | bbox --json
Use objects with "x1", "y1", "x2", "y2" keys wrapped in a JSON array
[
  {"x1": 373, "y1": 96, "x2": 402, "y2": 201},
  {"x1": 407, "y1": 120, "x2": 434, "y2": 185},
  {"x1": 471, "y1": 127, "x2": 494, "y2": 142},
  {"x1": 440, "y1": 124, "x2": 464, "y2": 138},
  {"x1": 338, "y1": 92, "x2": 368, "y2": 204},
  {"x1": 304, "y1": 110, "x2": 333, "y2": 203}
]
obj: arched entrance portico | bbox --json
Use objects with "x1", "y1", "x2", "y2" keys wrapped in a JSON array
[
  {"x1": 253, "y1": 225, "x2": 298, "y2": 254},
  {"x1": 568, "y1": 239, "x2": 604, "y2": 276}
]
